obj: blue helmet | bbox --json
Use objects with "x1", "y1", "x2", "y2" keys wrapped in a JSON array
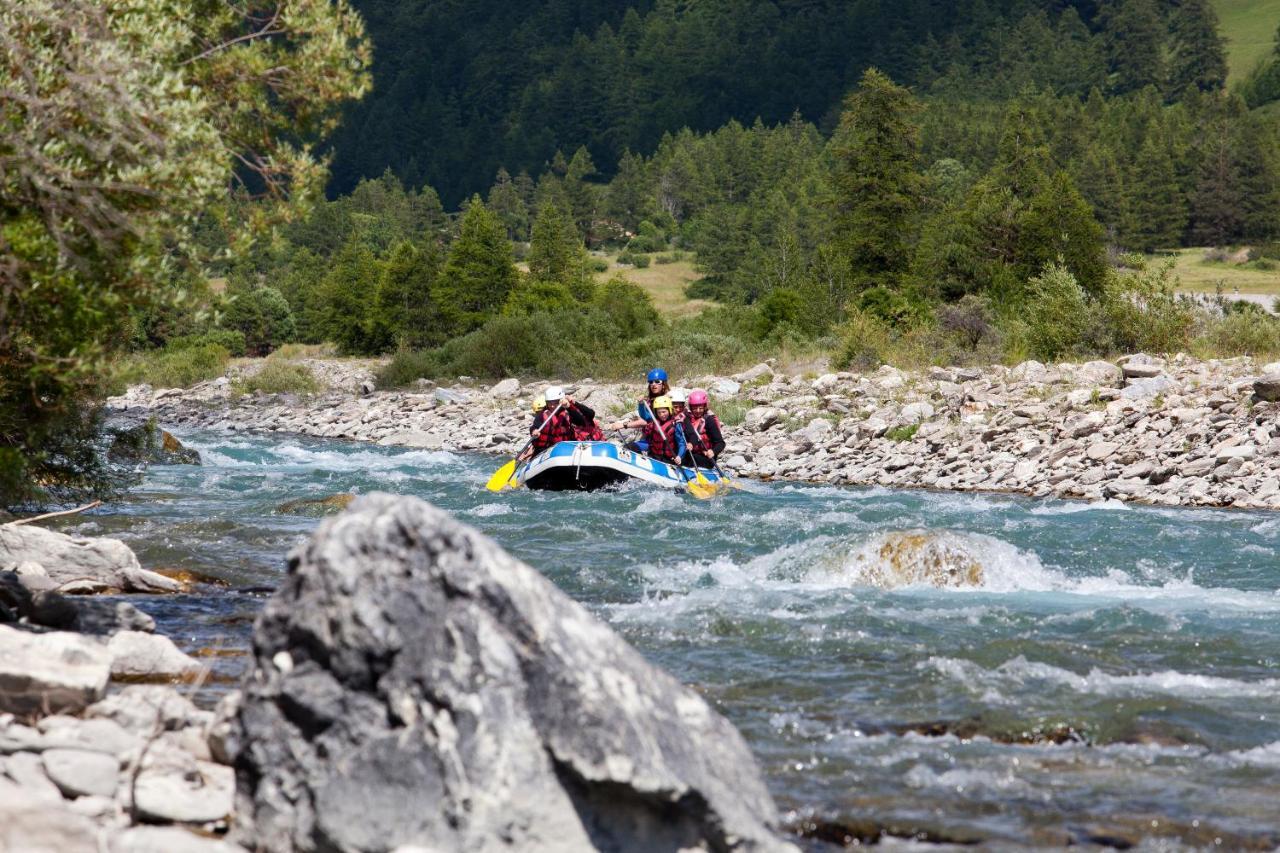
[{"x1": 646, "y1": 368, "x2": 668, "y2": 383}]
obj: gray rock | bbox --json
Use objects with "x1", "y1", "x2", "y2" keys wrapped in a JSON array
[
  {"x1": 1076, "y1": 360, "x2": 1124, "y2": 387},
  {"x1": 110, "y1": 826, "x2": 247, "y2": 853},
  {"x1": 106, "y1": 631, "x2": 203, "y2": 681},
  {"x1": 710, "y1": 378, "x2": 741, "y2": 397},
  {"x1": 0, "y1": 525, "x2": 179, "y2": 594},
  {"x1": 743, "y1": 406, "x2": 781, "y2": 432},
  {"x1": 1063, "y1": 411, "x2": 1105, "y2": 438},
  {"x1": 732, "y1": 362, "x2": 774, "y2": 384},
  {"x1": 86, "y1": 686, "x2": 209, "y2": 736},
  {"x1": 899, "y1": 402, "x2": 935, "y2": 424},
  {"x1": 42, "y1": 748, "x2": 119, "y2": 798},
  {"x1": 3, "y1": 751, "x2": 63, "y2": 802},
  {"x1": 1253, "y1": 373, "x2": 1280, "y2": 402},
  {"x1": 0, "y1": 625, "x2": 111, "y2": 715},
  {"x1": 378, "y1": 430, "x2": 445, "y2": 450},
  {"x1": 433, "y1": 388, "x2": 469, "y2": 405},
  {"x1": 107, "y1": 423, "x2": 201, "y2": 466},
  {"x1": 488, "y1": 378, "x2": 520, "y2": 399},
  {"x1": 359, "y1": 380, "x2": 376, "y2": 396},
  {"x1": 1120, "y1": 354, "x2": 1165, "y2": 379},
  {"x1": 232, "y1": 494, "x2": 787, "y2": 853},
  {"x1": 133, "y1": 745, "x2": 234, "y2": 824},
  {"x1": 1120, "y1": 374, "x2": 1174, "y2": 400},
  {"x1": 0, "y1": 781, "x2": 101, "y2": 853}
]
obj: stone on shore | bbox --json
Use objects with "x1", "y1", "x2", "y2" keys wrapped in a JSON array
[
  {"x1": 232, "y1": 493, "x2": 788, "y2": 853},
  {"x1": 41, "y1": 748, "x2": 119, "y2": 798},
  {"x1": 0, "y1": 784, "x2": 101, "y2": 853},
  {"x1": 1253, "y1": 372, "x2": 1280, "y2": 402},
  {"x1": 0, "y1": 625, "x2": 111, "y2": 715},
  {"x1": 106, "y1": 631, "x2": 204, "y2": 681},
  {"x1": 0, "y1": 525, "x2": 179, "y2": 594},
  {"x1": 110, "y1": 826, "x2": 247, "y2": 853},
  {"x1": 488, "y1": 377, "x2": 521, "y2": 398}
]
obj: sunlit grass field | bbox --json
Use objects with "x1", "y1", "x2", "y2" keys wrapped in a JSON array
[
  {"x1": 1214, "y1": 0, "x2": 1280, "y2": 83},
  {"x1": 1163, "y1": 247, "x2": 1280, "y2": 294},
  {"x1": 596, "y1": 254, "x2": 714, "y2": 319}
]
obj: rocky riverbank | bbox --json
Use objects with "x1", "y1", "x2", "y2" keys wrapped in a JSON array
[
  {"x1": 111, "y1": 353, "x2": 1280, "y2": 510},
  {"x1": 0, "y1": 521, "x2": 237, "y2": 852}
]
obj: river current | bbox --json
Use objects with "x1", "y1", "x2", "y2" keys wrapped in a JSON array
[{"x1": 62, "y1": 431, "x2": 1280, "y2": 847}]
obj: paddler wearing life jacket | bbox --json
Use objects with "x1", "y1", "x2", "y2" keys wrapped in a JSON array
[
  {"x1": 605, "y1": 367, "x2": 671, "y2": 446},
  {"x1": 623, "y1": 395, "x2": 686, "y2": 465},
  {"x1": 520, "y1": 386, "x2": 598, "y2": 459},
  {"x1": 680, "y1": 389, "x2": 726, "y2": 468},
  {"x1": 669, "y1": 387, "x2": 688, "y2": 423}
]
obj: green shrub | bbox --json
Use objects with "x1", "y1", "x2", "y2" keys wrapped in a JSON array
[
  {"x1": 632, "y1": 254, "x2": 651, "y2": 268},
  {"x1": 1193, "y1": 310, "x2": 1280, "y2": 358},
  {"x1": 626, "y1": 220, "x2": 668, "y2": 253},
  {"x1": 1024, "y1": 263, "x2": 1091, "y2": 361},
  {"x1": 502, "y1": 281, "x2": 578, "y2": 316},
  {"x1": 221, "y1": 286, "x2": 297, "y2": 355},
  {"x1": 713, "y1": 398, "x2": 752, "y2": 427},
  {"x1": 166, "y1": 329, "x2": 247, "y2": 357},
  {"x1": 589, "y1": 257, "x2": 610, "y2": 273},
  {"x1": 886, "y1": 423, "x2": 920, "y2": 441},
  {"x1": 116, "y1": 344, "x2": 229, "y2": 390},
  {"x1": 1102, "y1": 263, "x2": 1196, "y2": 354},
  {"x1": 232, "y1": 360, "x2": 323, "y2": 396}
]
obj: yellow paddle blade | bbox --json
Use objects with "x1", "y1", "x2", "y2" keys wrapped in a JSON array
[
  {"x1": 485, "y1": 459, "x2": 517, "y2": 492},
  {"x1": 693, "y1": 469, "x2": 711, "y2": 485},
  {"x1": 686, "y1": 479, "x2": 718, "y2": 500}
]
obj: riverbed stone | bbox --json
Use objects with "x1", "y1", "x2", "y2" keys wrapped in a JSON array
[
  {"x1": 1253, "y1": 373, "x2": 1280, "y2": 402},
  {"x1": 1121, "y1": 374, "x2": 1174, "y2": 399},
  {"x1": 1077, "y1": 360, "x2": 1124, "y2": 386},
  {"x1": 133, "y1": 745, "x2": 234, "y2": 824},
  {"x1": 42, "y1": 748, "x2": 119, "y2": 798},
  {"x1": 488, "y1": 377, "x2": 520, "y2": 399},
  {"x1": 110, "y1": 826, "x2": 248, "y2": 853},
  {"x1": 86, "y1": 686, "x2": 209, "y2": 736},
  {"x1": 0, "y1": 626, "x2": 111, "y2": 715},
  {"x1": 232, "y1": 493, "x2": 788, "y2": 853},
  {"x1": 0, "y1": 782, "x2": 101, "y2": 853},
  {"x1": 106, "y1": 632, "x2": 203, "y2": 681}
]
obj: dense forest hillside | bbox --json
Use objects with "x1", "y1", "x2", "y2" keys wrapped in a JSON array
[{"x1": 330, "y1": 0, "x2": 1250, "y2": 206}]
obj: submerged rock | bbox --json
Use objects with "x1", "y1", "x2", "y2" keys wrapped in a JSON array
[
  {"x1": 233, "y1": 493, "x2": 788, "y2": 852},
  {"x1": 274, "y1": 493, "x2": 355, "y2": 515},
  {"x1": 108, "y1": 422, "x2": 201, "y2": 466},
  {"x1": 842, "y1": 530, "x2": 986, "y2": 589}
]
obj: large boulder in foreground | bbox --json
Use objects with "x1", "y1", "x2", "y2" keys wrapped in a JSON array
[
  {"x1": 232, "y1": 493, "x2": 787, "y2": 853},
  {"x1": 0, "y1": 524, "x2": 179, "y2": 594}
]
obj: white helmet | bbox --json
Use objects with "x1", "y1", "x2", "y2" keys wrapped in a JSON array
[
  {"x1": 670, "y1": 387, "x2": 688, "y2": 404},
  {"x1": 544, "y1": 385, "x2": 564, "y2": 403}
]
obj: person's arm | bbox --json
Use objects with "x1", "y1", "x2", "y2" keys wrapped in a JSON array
[
  {"x1": 706, "y1": 416, "x2": 726, "y2": 456},
  {"x1": 636, "y1": 400, "x2": 653, "y2": 422},
  {"x1": 674, "y1": 422, "x2": 687, "y2": 461},
  {"x1": 529, "y1": 411, "x2": 547, "y2": 436},
  {"x1": 573, "y1": 401, "x2": 596, "y2": 424},
  {"x1": 606, "y1": 415, "x2": 645, "y2": 430}
]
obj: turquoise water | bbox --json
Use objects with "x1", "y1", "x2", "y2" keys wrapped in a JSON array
[{"x1": 67, "y1": 432, "x2": 1280, "y2": 846}]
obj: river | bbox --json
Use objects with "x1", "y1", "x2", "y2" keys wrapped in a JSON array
[{"x1": 62, "y1": 431, "x2": 1280, "y2": 846}]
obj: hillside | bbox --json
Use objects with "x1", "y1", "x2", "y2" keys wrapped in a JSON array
[{"x1": 1215, "y1": 0, "x2": 1280, "y2": 82}]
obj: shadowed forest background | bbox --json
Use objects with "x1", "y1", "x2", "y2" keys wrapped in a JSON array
[{"x1": 9, "y1": 0, "x2": 1280, "y2": 506}]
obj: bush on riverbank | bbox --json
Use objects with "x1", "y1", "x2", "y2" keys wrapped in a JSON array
[
  {"x1": 114, "y1": 343, "x2": 230, "y2": 391},
  {"x1": 233, "y1": 361, "x2": 323, "y2": 397}
]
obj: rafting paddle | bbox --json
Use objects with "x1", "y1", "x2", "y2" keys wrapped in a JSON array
[
  {"x1": 640, "y1": 401, "x2": 715, "y2": 500},
  {"x1": 485, "y1": 399, "x2": 565, "y2": 492}
]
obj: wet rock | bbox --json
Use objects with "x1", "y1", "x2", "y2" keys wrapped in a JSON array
[
  {"x1": 0, "y1": 625, "x2": 111, "y2": 715},
  {"x1": 0, "y1": 525, "x2": 179, "y2": 594},
  {"x1": 106, "y1": 631, "x2": 203, "y2": 681},
  {"x1": 275, "y1": 493, "x2": 356, "y2": 515},
  {"x1": 108, "y1": 423, "x2": 201, "y2": 466},
  {"x1": 233, "y1": 493, "x2": 787, "y2": 853},
  {"x1": 42, "y1": 748, "x2": 119, "y2": 798},
  {"x1": 842, "y1": 531, "x2": 985, "y2": 589}
]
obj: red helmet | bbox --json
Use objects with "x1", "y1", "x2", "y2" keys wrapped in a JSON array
[{"x1": 688, "y1": 389, "x2": 708, "y2": 406}]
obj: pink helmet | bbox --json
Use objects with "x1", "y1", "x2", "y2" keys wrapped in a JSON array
[{"x1": 688, "y1": 389, "x2": 709, "y2": 406}]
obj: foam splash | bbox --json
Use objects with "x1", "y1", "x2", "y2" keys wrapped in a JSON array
[
  {"x1": 924, "y1": 655, "x2": 1280, "y2": 702},
  {"x1": 183, "y1": 438, "x2": 460, "y2": 473}
]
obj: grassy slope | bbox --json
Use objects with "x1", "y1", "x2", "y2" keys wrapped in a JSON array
[
  {"x1": 1166, "y1": 247, "x2": 1280, "y2": 293},
  {"x1": 1214, "y1": 0, "x2": 1280, "y2": 83},
  {"x1": 595, "y1": 255, "x2": 714, "y2": 319}
]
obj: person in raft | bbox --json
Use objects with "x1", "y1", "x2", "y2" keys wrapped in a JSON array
[
  {"x1": 605, "y1": 367, "x2": 673, "y2": 451},
  {"x1": 623, "y1": 395, "x2": 686, "y2": 465},
  {"x1": 519, "y1": 386, "x2": 597, "y2": 460},
  {"x1": 680, "y1": 389, "x2": 725, "y2": 469},
  {"x1": 670, "y1": 387, "x2": 689, "y2": 423}
]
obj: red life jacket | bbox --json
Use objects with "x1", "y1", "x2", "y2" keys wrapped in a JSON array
[
  {"x1": 642, "y1": 418, "x2": 679, "y2": 462},
  {"x1": 531, "y1": 408, "x2": 577, "y2": 451},
  {"x1": 574, "y1": 420, "x2": 605, "y2": 441},
  {"x1": 685, "y1": 412, "x2": 718, "y2": 449}
]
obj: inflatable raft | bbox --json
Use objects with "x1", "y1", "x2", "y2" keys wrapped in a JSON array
[{"x1": 513, "y1": 441, "x2": 727, "y2": 492}]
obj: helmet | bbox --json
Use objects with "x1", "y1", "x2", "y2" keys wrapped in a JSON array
[
  {"x1": 646, "y1": 368, "x2": 668, "y2": 383},
  {"x1": 688, "y1": 389, "x2": 708, "y2": 406},
  {"x1": 652, "y1": 395, "x2": 672, "y2": 411},
  {"x1": 544, "y1": 385, "x2": 564, "y2": 403},
  {"x1": 532, "y1": 398, "x2": 546, "y2": 412},
  {"x1": 670, "y1": 387, "x2": 687, "y2": 404}
]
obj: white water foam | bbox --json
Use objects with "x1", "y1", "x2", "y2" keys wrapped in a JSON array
[
  {"x1": 1028, "y1": 498, "x2": 1130, "y2": 516},
  {"x1": 924, "y1": 655, "x2": 1280, "y2": 702},
  {"x1": 186, "y1": 438, "x2": 460, "y2": 473}
]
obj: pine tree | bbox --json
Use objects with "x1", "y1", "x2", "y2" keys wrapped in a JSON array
[
  {"x1": 1129, "y1": 136, "x2": 1187, "y2": 251},
  {"x1": 606, "y1": 150, "x2": 655, "y2": 233},
  {"x1": 433, "y1": 197, "x2": 519, "y2": 334},
  {"x1": 564, "y1": 146, "x2": 599, "y2": 243},
  {"x1": 829, "y1": 68, "x2": 924, "y2": 292},
  {"x1": 1189, "y1": 121, "x2": 1245, "y2": 246},
  {"x1": 1167, "y1": 0, "x2": 1227, "y2": 95},
  {"x1": 314, "y1": 239, "x2": 384, "y2": 355},
  {"x1": 526, "y1": 200, "x2": 594, "y2": 301},
  {"x1": 1100, "y1": 0, "x2": 1166, "y2": 95},
  {"x1": 487, "y1": 168, "x2": 530, "y2": 241},
  {"x1": 375, "y1": 240, "x2": 444, "y2": 349}
]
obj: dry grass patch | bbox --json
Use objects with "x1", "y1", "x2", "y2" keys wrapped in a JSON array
[{"x1": 596, "y1": 254, "x2": 714, "y2": 319}]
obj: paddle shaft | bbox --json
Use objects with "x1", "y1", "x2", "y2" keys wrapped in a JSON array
[{"x1": 506, "y1": 399, "x2": 567, "y2": 478}]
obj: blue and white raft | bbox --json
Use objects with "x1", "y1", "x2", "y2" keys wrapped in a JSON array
[{"x1": 513, "y1": 441, "x2": 727, "y2": 492}]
